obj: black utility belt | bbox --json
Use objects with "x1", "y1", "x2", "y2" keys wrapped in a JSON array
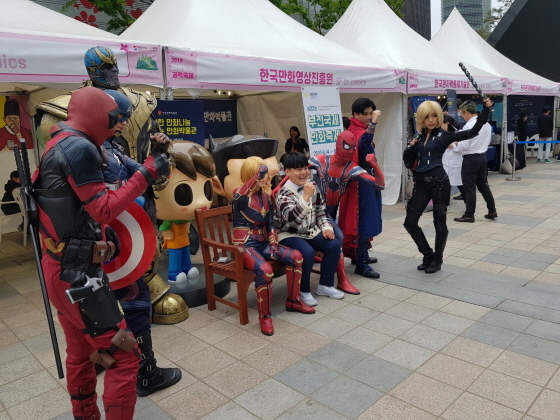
[
  {"x1": 463, "y1": 152, "x2": 485, "y2": 157},
  {"x1": 414, "y1": 175, "x2": 448, "y2": 183}
]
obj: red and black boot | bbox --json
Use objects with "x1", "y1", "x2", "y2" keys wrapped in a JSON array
[
  {"x1": 256, "y1": 284, "x2": 274, "y2": 336},
  {"x1": 285, "y1": 265, "x2": 315, "y2": 314},
  {"x1": 336, "y1": 255, "x2": 360, "y2": 295}
]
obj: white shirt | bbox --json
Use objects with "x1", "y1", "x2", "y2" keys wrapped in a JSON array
[{"x1": 455, "y1": 115, "x2": 492, "y2": 156}]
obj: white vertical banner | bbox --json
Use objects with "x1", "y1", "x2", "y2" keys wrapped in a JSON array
[{"x1": 301, "y1": 86, "x2": 343, "y2": 157}]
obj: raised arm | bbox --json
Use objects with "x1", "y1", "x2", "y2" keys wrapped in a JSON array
[
  {"x1": 232, "y1": 165, "x2": 268, "y2": 211},
  {"x1": 448, "y1": 99, "x2": 493, "y2": 145}
]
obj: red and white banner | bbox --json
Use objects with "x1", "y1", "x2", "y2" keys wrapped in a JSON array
[
  {"x1": 507, "y1": 79, "x2": 560, "y2": 96},
  {"x1": 407, "y1": 72, "x2": 506, "y2": 95},
  {"x1": 0, "y1": 32, "x2": 163, "y2": 86},
  {"x1": 164, "y1": 49, "x2": 407, "y2": 93}
]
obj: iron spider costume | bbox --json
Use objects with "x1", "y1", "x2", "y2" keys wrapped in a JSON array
[
  {"x1": 314, "y1": 130, "x2": 385, "y2": 278},
  {"x1": 232, "y1": 165, "x2": 314, "y2": 336}
]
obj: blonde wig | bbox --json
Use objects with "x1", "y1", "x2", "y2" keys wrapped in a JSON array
[
  {"x1": 416, "y1": 101, "x2": 443, "y2": 133},
  {"x1": 240, "y1": 156, "x2": 272, "y2": 195}
]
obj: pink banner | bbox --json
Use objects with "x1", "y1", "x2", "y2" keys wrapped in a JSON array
[
  {"x1": 408, "y1": 72, "x2": 506, "y2": 95},
  {"x1": 164, "y1": 49, "x2": 407, "y2": 93},
  {"x1": 507, "y1": 79, "x2": 560, "y2": 96},
  {"x1": 0, "y1": 32, "x2": 163, "y2": 86}
]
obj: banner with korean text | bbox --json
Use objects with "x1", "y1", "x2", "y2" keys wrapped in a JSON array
[
  {"x1": 302, "y1": 87, "x2": 343, "y2": 157},
  {"x1": 165, "y1": 49, "x2": 406, "y2": 93},
  {"x1": 0, "y1": 32, "x2": 163, "y2": 87},
  {"x1": 154, "y1": 100, "x2": 204, "y2": 145},
  {"x1": 408, "y1": 72, "x2": 506, "y2": 95}
]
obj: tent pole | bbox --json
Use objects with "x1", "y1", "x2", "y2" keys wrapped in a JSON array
[{"x1": 401, "y1": 93, "x2": 408, "y2": 203}]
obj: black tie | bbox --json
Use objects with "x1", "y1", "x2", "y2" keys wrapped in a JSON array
[{"x1": 297, "y1": 187, "x2": 303, "y2": 193}]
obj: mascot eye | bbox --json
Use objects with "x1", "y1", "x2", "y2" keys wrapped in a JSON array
[
  {"x1": 343, "y1": 142, "x2": 351, "y2": 150},
  {"x1": 175, "y1": 184, "x2": 193, "y2": 206},
  {"x1": 204, "y1": 180, "x2": 213, "y2": 201}
]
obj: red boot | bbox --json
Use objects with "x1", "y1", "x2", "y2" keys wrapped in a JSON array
[
  {"x1": 285, "y1": 265, "x2": 315, "y2": 314},
  {"x1": 256, "y1": 284, "x2": 274, "y2": 336},
  {"x1": 336, "y1": 255, "x2": 360, "y2": 295}
]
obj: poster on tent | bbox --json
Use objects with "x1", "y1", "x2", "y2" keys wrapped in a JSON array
[
  {"x1": 203, "y1": 100, "x2": 238, "y2": 139},
  {"x1": 0, "y1": 33, "x2": 163, "y2": 86},
  {"x1": 0, "y1": 96, "x2": 33, "y2": 152},
  {"x1": 154, "y1": 100, "x2": 204, "y2": 145},
  {"x1": 301, "y1": 87, "x2": 343, "y2": 157}
]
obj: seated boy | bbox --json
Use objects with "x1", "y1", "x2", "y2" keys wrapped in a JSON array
[{"x1": 274, "y1": 152, "x2": 344, "y2": 306}]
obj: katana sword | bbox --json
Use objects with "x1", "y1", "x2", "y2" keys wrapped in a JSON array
[{"x1": 458, "y1": 62, "x2": 495, "y2": 111}]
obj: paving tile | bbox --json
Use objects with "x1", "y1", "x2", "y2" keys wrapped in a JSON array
[
  {"x1": 355, "y1": 293, "x2": 401, "y2": 311},
  {"x1": 461, "y1": 322, "x2": 520, "y2": 348},
  {"x1": 134, "y1": 404, "x2": 176, "y2": 420},
  {"x1": 0, "y1": 354, "x2": 43, "y2": 386},
  {"x1": 175, "y1": 346, "x2": 236, "y2": 380},
  {"x1": 385, "y1": 302, "x2": 436, "y2": 323},
  {"x1": 489, "y1": 350, "x2": 557, "y2": 386},
  {"x1": 389, "y1": 373, "x2": 462, "y2": 416},
  {"x1": 376, "y1": 284, "x2": 419, "y2": 301},
  {"x1": 357, "y1": 394, "x2": 436, "y2": 420},
  {"x1": 305, "y1": 315, "x2": 357, "y2": 339},
  {"x1": 337, "y1": 326, "x2": 393, "y2": 354},
  {"x1": 524, "y1": 319, "x2": 560, "y2": 343},
  {"x1": 278, "y1": 328, "x2": 332, "y2": 356},
  {"x1": 308, "y1": 341, "x2": 368, "y2": 373},
  {"x1": 346, "y1": 355, "x2": 411, "y2": 392},
  {"x1": 0, "y1": 370, "x2": 59, "y2": 408},
  {"x1": 241, "y1": 343, "x2": 302, "y2": 376},
  {"x1": 440, "y1": 300, "x2": 491, "y2": 320},
  {"x1": 276, "y1": 308, "x2": 327, "y2": 327},
  {"x1": 202, "y1": 361, "x2": 267, "y2": 399},
  {"x1": 276, "y1": 398, "x2": 347, "y2": 420},
  {"x1": 312, "y1": 375, "x2": 383, "y2": 418},
  {"x1": 508, "y1": 334, "x2": 560, "y2": 364},
  {"x1": 189, "y1": 319, "x2": 243, "y2": 345},
  {"x1": 496, "y1": 300, "x2": 560, "y2": 324},
  {"x1": 7, "y1": 386, "x2": 69, "y2": 420},
  {"x1": 374, "y1": 339, "x2": 435, "y2": 370},
  {"x1": 274, "y1": 359, "x2": 338, "y2": 395},
  {"x1": 480, "y1": 253, "x2": 518, "y2": 265},
  {"x1": 441, "y1": 337, "x2": 503, "y2": 367},
  {"x1": 479, "y1": 309, "x2": 534, "y2": 332},
  {"x1": 158, "y1": 381, "x2": 228, "y2": 420},
  {"x1": 399, "y1": 324, "x2": 456, "y2": 351},
  {"x1": 234, "y1": 378, "x2": 304, "y2": 420},
  {"x1": 174, "y1": 309, "x2": 218, "y2": 333},
  {"x1": 417, "y1": 353, "x2": 484, "y2": 389},
  {"x1": 441, "y1": 392, "x2": 523, "y2": 420},
  {"x1": 510, "y1": 258, "x2": 552, "y2": 271},
  {"x1": 404, "y1": 292, "x2": 452, "y2": 310},
  {"x1": 330, "y1": 304, "x2": 379, "y2": 325},
  {"x1": 468, "y1": 370, "x2": 541, "y2": 412},
  {"x1": 421, "y1": 311, "x2": 475, "y2": 334},
  {"x1": 523, "y1": 252, "x2": 559, "y2": 263},
  {"x1": 528, "y1": 389, "x2": 560, "y2": 420},
  {"x1": 213, "y1": 330, "x2": 270, "y2": 359},
  {"x1": 0, "y1": 342, "x2": 30, "y2": 366},
  {"x1": 548, "y1": 369, "x2": 560, "y2": 393},
  {"x1": 362, "y1": 313, "x2": 415, "y2": 337}
]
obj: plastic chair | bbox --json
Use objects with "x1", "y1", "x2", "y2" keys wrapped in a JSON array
[
  {"x1": 13, "y1": 188, "x2": 27, "y2": 246},
  {"x1": 526, "y1": 134, "x2": 539, "y2": 158},
  {"x1": 0, "y1": 188, "x2": 24, "y2": 244}
]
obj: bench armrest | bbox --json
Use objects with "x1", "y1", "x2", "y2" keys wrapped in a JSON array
[{"x1": 200, "y1": 238, "x2": 246, "y2": 256}]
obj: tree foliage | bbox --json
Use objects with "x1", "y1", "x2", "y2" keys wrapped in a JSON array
[
  {"x1": 270, "y1": 0, "x2": 404, "y2": 34},
  {"x1": 62, "y1": 0, "x2": 153, "y2": 34},
  {"x1": 477, "y1": 0, "x2": 514, "y2": 40}
]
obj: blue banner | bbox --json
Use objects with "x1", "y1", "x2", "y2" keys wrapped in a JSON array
[
  {"x1": 154, "y1": 100, "x2": 204, "y2": 145},
  {"x1": 203, "y1": 99, "x2": 237, "y2": 139}
]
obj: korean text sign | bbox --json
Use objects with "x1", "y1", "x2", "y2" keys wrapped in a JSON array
[
  {"x1": 302, "y1": 87, "x2": 343, "y2": 157},
  {"x1": 154, "y1": 100, "x2": 204, "y2": 145}
]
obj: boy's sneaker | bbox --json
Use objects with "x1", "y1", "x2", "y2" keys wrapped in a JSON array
[
  {"x1": 544, "y1": 159, "x2": 553, "y2": 163},
  {"x1": 300, "y1": 292, "x2": 317, "y2": 307},
  {"x1": 316, "y1": 285, "x2": 344, "y2": 300},
  {"x1": 537, "y1": 159, "x2": 541, "y2": 163}
]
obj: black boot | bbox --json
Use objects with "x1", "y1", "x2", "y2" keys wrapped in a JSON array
[
  {"x1": 425, "y1": 231, "x2": 448, "y2": 274},
  {"x1": 136, "y1": 330, "x2": 182, "y2": 397},
  {"x1": 406, "y1": 228, "x2": 434, "y2": 271}
]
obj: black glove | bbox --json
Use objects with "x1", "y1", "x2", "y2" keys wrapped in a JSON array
[
  {"x1": 105, "y1": 226, "x2": 120, "y2": 259},
  {"x1": 257, "y1": 164, "x2": 268, "y2": 180},
  {"x1": 138, "y1": 154, "x2": 170, "y2": 185},
  {"x1": 151, "y1": 134, "x2": 170, "y2": 154}
]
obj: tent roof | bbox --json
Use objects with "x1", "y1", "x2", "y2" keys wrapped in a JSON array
[
  {"x1": 0, "y1": 0, "x2": 118, "y2": 39},
  {"x1": 325, "y1": 0, "x2": 497, "y2": 78},
  {"x1": 121, "y1": 0, "x2": 394, "y2": 70},
  {"x1": 432, "y1": 9, "x2": 555, "y2": 84}
]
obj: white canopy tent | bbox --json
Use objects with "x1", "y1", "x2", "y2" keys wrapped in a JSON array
[
  {"x1": 326, "y1": 0, "x2": 505, "y2": 95},
  {"x1": 432, "y1": 9, "x2": 559, "y2": 96},
  {"x1": 122, "y1": 0, "x2": 407, "y2": 204}
]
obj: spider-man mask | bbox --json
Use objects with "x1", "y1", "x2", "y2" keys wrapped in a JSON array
[{"x1": 334, "y1": 131, "x2": 357, "y2": 161}]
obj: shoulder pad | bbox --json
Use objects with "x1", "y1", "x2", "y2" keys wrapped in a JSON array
[
  {"x1": 36, "y1": 92, "x2": 72, "y2": 119},
  {"x1": 58, "y1": 136, "x2": 104, "y2": 186}
]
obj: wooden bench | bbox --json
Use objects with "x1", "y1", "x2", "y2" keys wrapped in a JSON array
[{"x1": 195, "y1": 206, "x2": 284, "y2": 325}]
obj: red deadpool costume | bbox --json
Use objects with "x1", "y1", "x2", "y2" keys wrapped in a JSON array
[{"x1": 33, "y1": 87, "x2": 169, "y2": 420}]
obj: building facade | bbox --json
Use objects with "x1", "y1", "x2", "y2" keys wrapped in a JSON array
[
  {"x1": 401, "y1": 0, "x2": 431, "y2": 40},
  {"x1": 442, "y1": 0, "x2": 491, "y2": 32}
]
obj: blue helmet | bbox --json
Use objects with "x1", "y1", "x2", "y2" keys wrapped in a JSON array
[
  {"x1": 104, "y1": 90, "x2": 133, "y2": 120},
  {"x1": 84, "y1": 46, "x2": 119, "y2": 88}
]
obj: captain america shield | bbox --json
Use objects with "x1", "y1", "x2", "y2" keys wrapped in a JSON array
[{"x1": 104, "y1": 201, "x2": 156, "y2": 290}]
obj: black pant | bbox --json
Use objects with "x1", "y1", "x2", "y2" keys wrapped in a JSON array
[
  {"x1": 461, "y1": 154, "x2": 496, "y2": 218},
  {"x1": 404, "y1": 178, "x2": 449, "y2": 256}
]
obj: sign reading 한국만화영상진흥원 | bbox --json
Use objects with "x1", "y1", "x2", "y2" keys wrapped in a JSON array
[
  {"x1": 301, "y1": 87, "x2": 343, "y2": 157},
  {"x1": 154, "y1": 100, "x2": 205, "y2": 145}
]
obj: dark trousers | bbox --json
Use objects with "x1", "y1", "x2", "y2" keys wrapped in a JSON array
[
  {"x1": 461, "y1": 154, "x2": 496, "y2": 218},
  {"x1": 280, "y1": 229, "x2": 342, "y2": 293}
]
